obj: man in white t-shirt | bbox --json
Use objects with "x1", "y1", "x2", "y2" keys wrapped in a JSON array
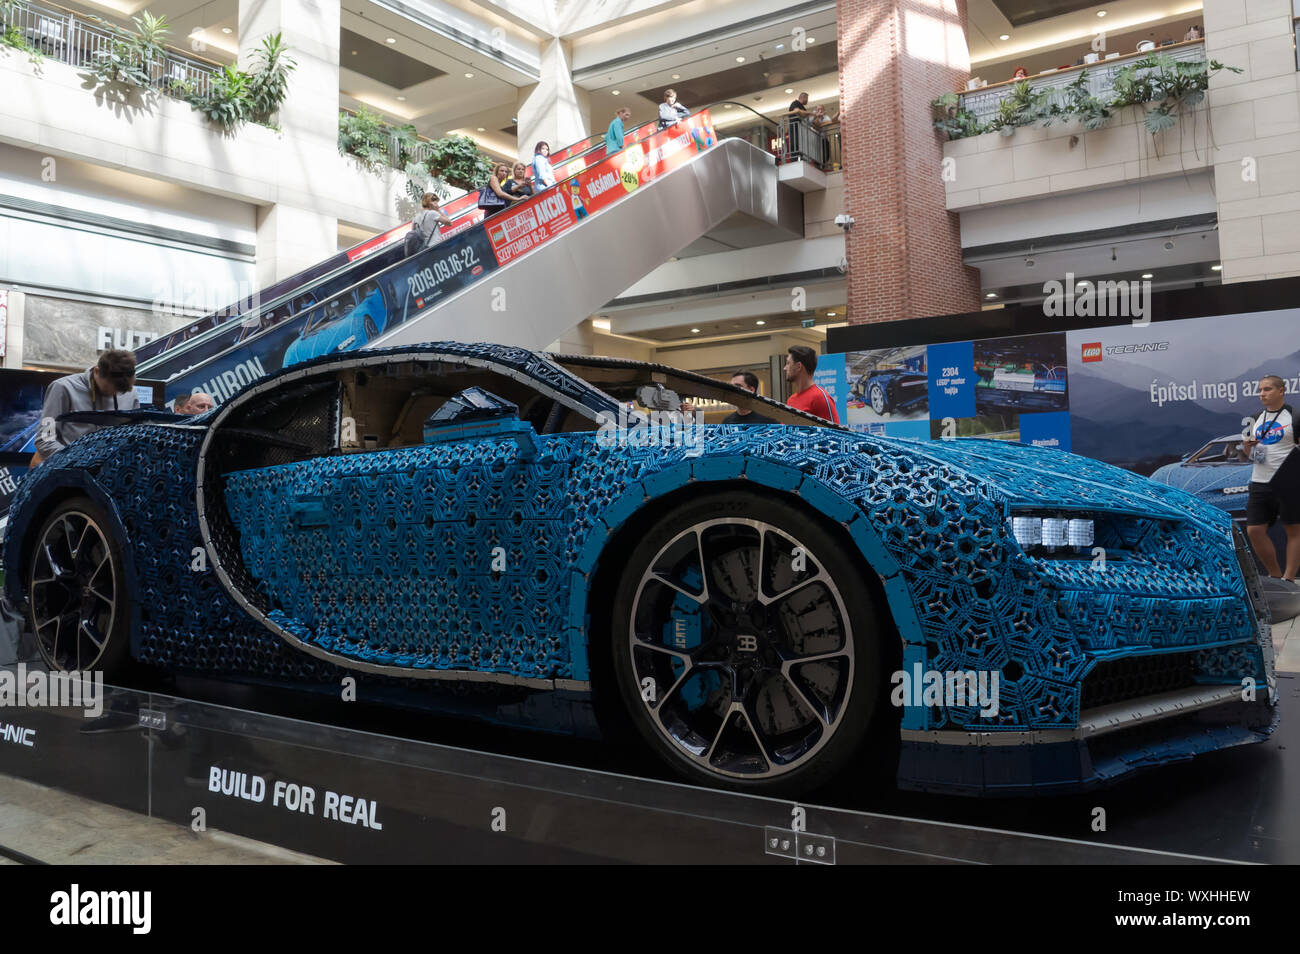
[{"x1": 1241, "y1": 374, "x2": 1300, "y2": 580}]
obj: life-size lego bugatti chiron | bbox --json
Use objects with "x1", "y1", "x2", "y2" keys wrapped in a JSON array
[{"x1": 3, "y1": 343, "x2": 1277, "y2": 796}]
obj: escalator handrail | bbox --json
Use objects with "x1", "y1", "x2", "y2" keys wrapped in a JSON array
[{"x1": 140, "y1": 102, "x2": 769, "y2": 371}]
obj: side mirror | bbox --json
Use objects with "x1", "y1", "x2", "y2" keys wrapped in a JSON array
[
  {"x1": 637, "y1": 383, "x2": 681, "y2": 411},
  {"x1": 423, "y1": 387, "x2": 539, "y2": 459}
]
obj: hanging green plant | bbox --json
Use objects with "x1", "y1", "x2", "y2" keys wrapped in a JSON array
[
  {"x1": 86, "y1": 11, "x2": 169, "y2": 88},
  {"x1": 187, "y1": 64, "x2": 251, "y2": 130},
  {"x1": 244, "y1": 32, "x2": 296, "y2": 126},
  {"x1": 933, "y1": 56, "x2": 1241, "y2": 142},
  {"x1": 422, "y1": 134, "x2": 494, "y2": 191},
  {"x1": 338, "y1": 105, "x2": 393, "y2": 171}
]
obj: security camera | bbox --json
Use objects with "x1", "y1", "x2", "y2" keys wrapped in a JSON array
[{"x1": 834, "y1": 213, "x2": 855, "y2": 231}]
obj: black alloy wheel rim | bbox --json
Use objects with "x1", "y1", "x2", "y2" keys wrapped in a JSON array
[
  {"x1": 29, "y1": 510, "x2": 117, "y2": 672},
  {"x1": 628, "y1": 518, "x2": 855, "y2": 780}
]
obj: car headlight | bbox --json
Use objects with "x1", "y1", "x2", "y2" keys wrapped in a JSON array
[{"x1": 1009, "y1": 513, "x2": 1095, "y2": 552}]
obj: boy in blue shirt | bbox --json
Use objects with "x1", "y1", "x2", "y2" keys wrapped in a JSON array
[{"x1": 605, "y1": 107, "x2": 631, "y2": 155}]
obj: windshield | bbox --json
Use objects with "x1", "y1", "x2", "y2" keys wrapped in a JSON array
[{"x1": 551, "y1": 355, "x2": 842, "y2": 429}]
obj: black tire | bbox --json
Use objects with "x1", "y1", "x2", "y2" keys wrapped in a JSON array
[
  {"x1": 610, "y1": 490, "x2": 884, "y2": 796},
  {"x1": 26, "y1": 497, "x2": 130, "y2": 676}
]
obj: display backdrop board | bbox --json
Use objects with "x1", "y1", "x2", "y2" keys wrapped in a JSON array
[{"x1": 825, "y1": 277, "x2": 1300, "y2": 521}]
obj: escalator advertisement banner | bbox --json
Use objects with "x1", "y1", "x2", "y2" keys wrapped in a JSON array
[
  {"x1": 488, "y1": 110, "x2": 719, "y2": 261},
  {"x1": 158, "y1": 227, "x2": 499, "y2": 406},
  {"x1": 147, "y1": 108, "x2": 720, "y2": 408}
]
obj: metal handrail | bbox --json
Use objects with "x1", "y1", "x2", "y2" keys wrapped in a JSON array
[{"x1": 1, "y1": 0, "x2": 222, "y2": 98}]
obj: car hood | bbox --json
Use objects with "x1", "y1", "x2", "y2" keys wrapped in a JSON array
[{"x1": 856, "y1": 434, "x2": 1216, "y2": 523}]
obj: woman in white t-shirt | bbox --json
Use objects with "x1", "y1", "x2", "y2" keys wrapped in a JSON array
[{"x1": 1241, "y1": 374, "x2": 1300, "y2": 581}]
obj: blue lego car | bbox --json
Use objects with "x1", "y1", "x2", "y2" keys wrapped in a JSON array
[
  {"x1": 1149, "y1": 434, "x2": 1253, "y2": 516},
  {"x1": 855, "y1": 367, "x2": 929, "y2": 416},
  {"x1": 2, "y1": 344, "x2": 1277, "y2": 796},
  {"x1": 282, "y1": 282, "x2": 388, "y2": 367}
]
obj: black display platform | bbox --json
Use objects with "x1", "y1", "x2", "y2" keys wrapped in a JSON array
[{"x1": 0, "y1": 666, "x2": 1281, "y2": 864}]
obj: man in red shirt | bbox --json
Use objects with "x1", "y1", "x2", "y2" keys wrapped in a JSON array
[{"x1": 784, "y1": 346, "x2": 840, "y2": 423}]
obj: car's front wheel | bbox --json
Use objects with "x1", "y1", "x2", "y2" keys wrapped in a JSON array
[
  {"x1": 610, "y1": 491, "x2": 884, "y2": 795},
  {"x1": 27, "y1": 498, "x2": 130, "y2": 675}
]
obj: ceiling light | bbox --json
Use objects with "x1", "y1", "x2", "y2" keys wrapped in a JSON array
[
  {"x1": 671, "y1": 73, "x2": 680, "y2": 79},
  {"x1": 785, "y1": 87, "x2": 793, "y2": 94},
  {"x1": 691, "y1": 327, "x2": 700, "y2": 333},
  {"x1": 806, "y1": 37, "x2": 815, "y2": 44},
  {"x1": 397, "y1": 96, "x2": 406, "y2": 101},
  {"x1": 1141, "y1": 273, "x2": 1154, "y2": 279},
  {"x1": 351, "y1": 50, "x2": 358, "y2": 55},
  {"x1": 1211, "y1": 264, "x2": 1222, "y2": 271},
  {"x1": 724, "y1": 104, "x2": 733, "y2": 109},
  {"x1": 985, "y1": 292, "x2": 998, "y2": 298},
  {"x1": 826, "y1": 311, "x2": 837, "y2": 316},
  {"x1": 221, "y1": 27, "x2": 233, "y2": 34},
  {"x1": 385, "y1": 37, "x2": 396, "y2": 44},
  {"x1": 611, "y1": 89, "x2": 620, "y2": 95},
  {"x1": 1096, "y1": 9, "x2": 1106, "y2": 16},
  {"x1": 476, "y1": 127, "x2": 485, "y2": 131},
  {"x1": 736, "y1": 55, "x2": 745, "y2": 62},
  {"x1": 592, "y1": 318, "x2": 611, "y2": 331},
  {"x1": 999, "y1": 34, "x2": 1010, "y2": 40},
  {"x1": 775, "y1": 43, "x2": 784, "y2": 50},
  {"x1": 756, "y1": 319, "x2": 766, "y2": 325},
  {"x1": 464, "y1": 72, "x2": 474, "y2": 78}
]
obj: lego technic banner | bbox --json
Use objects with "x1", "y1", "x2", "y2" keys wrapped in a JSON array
[{"x1": 829, "y1": 305, "x2": 1300, "y2": 518}]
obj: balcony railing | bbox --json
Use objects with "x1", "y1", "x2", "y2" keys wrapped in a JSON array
[
  {"x1": 958, "y1": 39, "x2": 1207, "y2": 126},
  {"x1": 774, "y1": 115, "x2": 841, "y2": 171},
  {"x1": 0, "y1": 0, "x2": 221, "y2": 98}
]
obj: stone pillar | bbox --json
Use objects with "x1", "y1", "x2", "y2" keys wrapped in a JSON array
[
  {"x1": 238, "y1": 0, "x2": 340, "y2": 286},
  {"x1": 516, "y1": 38, "x2": 591, "y2": 161},
  {"x1": 837, "y1": 0, "x2": 982, "y2": 322},
  {"x1": 1204, "y1": 0, "x2": 1300, "y2": 282}
]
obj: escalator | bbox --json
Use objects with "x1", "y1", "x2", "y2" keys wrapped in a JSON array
[{"x1": 135, "y1": 105, "x2": 801, "y2": 407}]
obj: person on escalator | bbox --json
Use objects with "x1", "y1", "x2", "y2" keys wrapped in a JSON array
[
  {"x1": 478, "y1": 164, "x2": 521, "y2": 219},
  {"x1": 658, "y1": 89, "x2": 689, "y2": 130},
  {"x1": 404, "y1": 193, "x2": 453, "y2": 254},
  {"x1": 531, "y1": 143, "x2": 557, "y2": 191},
  {"x1": 605, "y1": 106, "x2": 631, "y2": 154},
  {"x1": 503, "y1": 162, "x2": 533, "y2": 199}
]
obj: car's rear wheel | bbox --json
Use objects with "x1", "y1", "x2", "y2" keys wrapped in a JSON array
[
  {"x1": 869, "y1": 383, "x2": 887, "y2": 415},
  {"x1": 610, "y1": 491, "x2": 884, "y2": 795},
  {"x1": 27, "y1": 498, "x2": 129, "y2": 675}
]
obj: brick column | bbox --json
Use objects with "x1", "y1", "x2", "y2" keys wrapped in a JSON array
[{"x1": 837, "y1": 0, "x2": 982, "y2": 322}]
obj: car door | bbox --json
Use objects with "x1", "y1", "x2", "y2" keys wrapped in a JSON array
[{"x1": 220, "y1": 364, "x2": 576, "y2": 683}]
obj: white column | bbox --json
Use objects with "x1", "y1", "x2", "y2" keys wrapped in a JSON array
[
  {"x1": 1, "y1": 290, "x2": 22, "y2": 369},
  {"x1": 238, "y1": 0, "x2": 341, "y2": 286},
  {"x1": 516, "y1": 38, "x2": 590, "y2": 160},
  {"x1": 1205, "y1": 0, "x2": 1300, "y2": 281}
]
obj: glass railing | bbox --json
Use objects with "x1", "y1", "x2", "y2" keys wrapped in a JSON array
[
  {"x1": 0, "y1": 0, "x2": 222, "y2": 98},
  {"x1": 958, "y1": 39, "x2": 1207, "y2": 126}
]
